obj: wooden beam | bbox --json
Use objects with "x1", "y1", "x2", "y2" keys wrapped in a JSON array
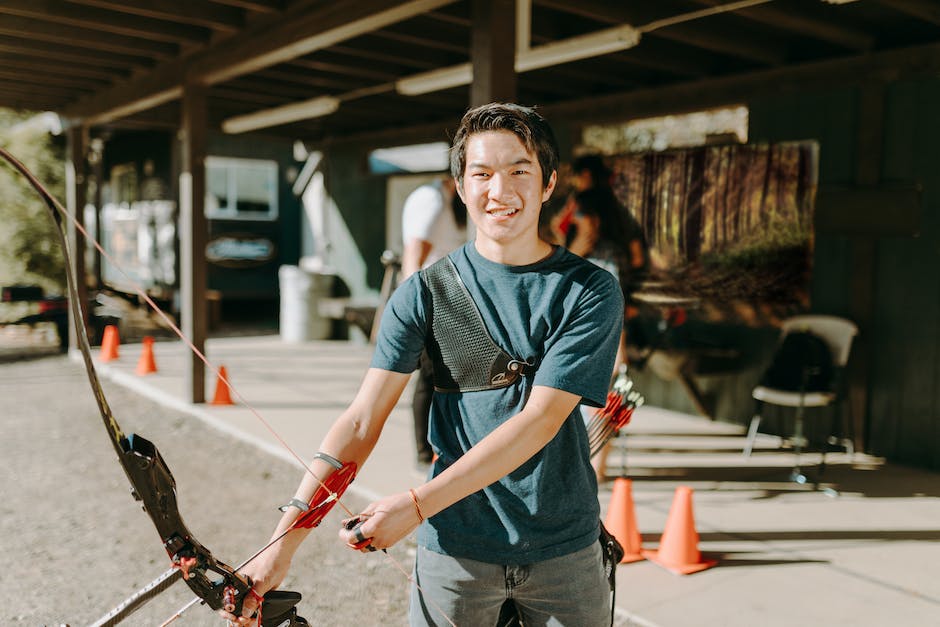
[
  {"x1": 471, "y1": 0, "x2": 516, "y2": 105},
  {"x1": 63, "y1": 0, "x2": 457, "y2": 124},
  {"x1": 64, "y1": 0, "x2": 245, "y2": 32},
  {"x1": 210, "y1": 0, "x2": 283, "y2": 13},
  {"x1": 372, "y1": 12, "x2": 470, "y2": 54},
  {"x1": 536, "y1": 0, "x2": 787, "y2": 65},
  {"x1": 691, "y1": 0, "x2": 874, "y2": 51},
  {"x1": 211, "y1": 87, "x2": 289, "y2": 108},
  {"x1": 0, "y1": 14, "x2": 179, "y2": 58},
  {"x1": 0, "y1": 35, "x2": 153, "y2": 71},
  {"x1": 0, "y1": 93, "x2": 69, "y2": 110},
  {"x1": 0, "y1": 79, "x2": 93, "y2": 100},
  {"x1": 191, "y1": 0, "x2": 458, "y2": 84},
  {"x1": 542, "y1": 41, "x2": 940, "y2": 125},
  {"x1": 585, "y1": 37, "x2": 714, "y2": 79},
  {"x1": 0, "y1": 0, "x2": 211, "y2": 45},
  {"x1": 64, "y1": 62, "x2": 184, "y2": 127},
  {"x1": 880, "y1": 0, "x2": 940, "y2": 26},
  {"x1": 329, "y1": 42, "x2": 443, "y2": 71},
  {"x1": 372, "y1": 27, "x2": 467, "y2": 55},
  {"x1": 288, "y1": 57, "x2": 399, "y2": 82},
  {"x1": 251, "y1": 67, "x2": 362, "y2": 92},
  {"x1": 65, "y1": 126, "x2": 90, "y2": 353},
  {"x1": 644, "y1": 21, "x2": 786, "y2": 66},
  {"x1": 0, "y1": 54, "x2": 127, "y2": 82},
  {"x1": 179, "y1": 83, "x2": 209, "y2": 404},
  {"x1": 0, "y1": 68, "x2": 102, "y2": 91}
]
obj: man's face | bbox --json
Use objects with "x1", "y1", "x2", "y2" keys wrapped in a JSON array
[{"x1": 457, "y1": 130, "x2": 556, "y2": 250}]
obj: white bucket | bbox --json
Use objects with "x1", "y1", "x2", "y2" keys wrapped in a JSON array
[{"x1": 279, "y1": 265, "x2": 333, "y2": 342}]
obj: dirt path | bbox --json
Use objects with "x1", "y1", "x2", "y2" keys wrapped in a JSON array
[{"x1": 1, "y1": 355, "x2": 412, "y2": 626}]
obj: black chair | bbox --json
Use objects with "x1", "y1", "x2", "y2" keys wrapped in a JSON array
[{"x1": 743, "y1": 315, "x2": 858, "y2": 486}]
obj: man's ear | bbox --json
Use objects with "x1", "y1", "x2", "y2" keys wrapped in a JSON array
[
  {"x1": 541, "y1": 170, "x2": 558, "y2": 203},
  {"x1": 455, "y1": 178, "x2": 466, "y2": 203}
]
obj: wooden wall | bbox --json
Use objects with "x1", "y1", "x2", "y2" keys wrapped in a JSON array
[
  {"x1": 869, "y1": 79, "x2": 940, "y2": 469},
  {"x1": 641, "y1": 79, "x2": 940, "y2": 470}
]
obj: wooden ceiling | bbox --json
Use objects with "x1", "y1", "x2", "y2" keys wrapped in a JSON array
[{"x1": 2, "y1": 0, "x2": 940, "y2": 143}]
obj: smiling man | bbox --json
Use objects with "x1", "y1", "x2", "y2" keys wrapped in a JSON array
[{"x1": 226, "y1": 104, "x2": 624, "y2": 627}]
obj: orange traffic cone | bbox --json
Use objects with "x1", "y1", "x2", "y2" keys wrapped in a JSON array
[
  {"x1": 642, "y1": 486, "x2": 717, "y2": 574},
  {"x1": 211, "y1": 365, "x2": 235, "y2": 405},
  {"x1": 135, "y1": 336, "x2": 157, "y2": 375},
  {"x1": 603, "y1": 478, "x2": 645, "y2": 563},
  {"x1": 99, "y1": 325, "x2": 120, "y2": 362}
]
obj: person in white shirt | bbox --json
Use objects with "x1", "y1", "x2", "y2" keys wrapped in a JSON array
[{"x1": 400, "y1": 177, "x2": 467, "y2": 466}]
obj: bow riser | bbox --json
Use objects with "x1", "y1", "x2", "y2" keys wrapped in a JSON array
[{"x1": 121, "y1": 433, "x2": 250, "y2": 613}]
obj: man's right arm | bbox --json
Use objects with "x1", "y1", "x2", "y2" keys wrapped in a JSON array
[
  {"x1": 223, "y1": 367, "x2": 412, "y2": 623},
  {"x1": 401, "y1": 237, "x2": 432, "y2": 278},
  {"x1": 400, "y1": 184, "x2": 444, "y2": 277}
]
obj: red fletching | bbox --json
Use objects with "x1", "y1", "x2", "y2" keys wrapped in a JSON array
[
  {"x1": 586, "y1": 370, "x2": 645, "y2": 458},
  {"x1": 293, "y1": 461, "x2": 357, "y2": 529}
]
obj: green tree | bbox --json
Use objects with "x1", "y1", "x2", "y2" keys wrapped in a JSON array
[{"x1": 0, "y1": 108, "x2": 66, "y2": 294}]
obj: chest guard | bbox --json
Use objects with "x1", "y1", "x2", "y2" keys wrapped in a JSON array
[{"x1": 420, "y1": 257, "x2": 533, "y2": 392}]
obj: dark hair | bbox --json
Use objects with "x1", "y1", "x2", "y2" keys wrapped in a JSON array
[
  {"x1": 573, "y1": 187, "x2": 627, "y2": 245},
  {"x1": 450, "y1": 102, "x2": 559, "y2": 189},
  {"x1": 572, "y1": 154, "x2": 612, "y2": 187}
]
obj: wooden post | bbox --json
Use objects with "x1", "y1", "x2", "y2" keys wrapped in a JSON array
[
  {"x1": 89, "y1": 140, "x2": 104, "y2": 288},
  {"x1": 179, "y1": 83, "x2": 209, "y2": 403},
  {"x1": 65, "y1": 125, "x2": 89, "y2": 350},
  {"x1": 470, "y1": 0, "x2": 516, "y2": 106}
]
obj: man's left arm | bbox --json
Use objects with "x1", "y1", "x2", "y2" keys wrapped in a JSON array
[{"x1": 349, "y1": 384, "x2": 582, "y2": 548}]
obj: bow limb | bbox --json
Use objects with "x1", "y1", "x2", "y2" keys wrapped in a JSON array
[{"x1": 0, "y1": 147, "x2": 288, "y2": 622}]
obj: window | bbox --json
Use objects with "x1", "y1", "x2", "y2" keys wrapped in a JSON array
[
  {"x1": 368, "y1": 141, "x2": 450, "y2": 174},
  {"x1": 581, "y1": 105, "x2": 749, "y2": 154},
  {"x1": 205, "y1": 157, "x2": 278, "y2": 220}
]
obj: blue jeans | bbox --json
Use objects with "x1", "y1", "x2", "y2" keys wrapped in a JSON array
[{"x1": 409, "y1": 542, "x2": 611, "y2": 626}]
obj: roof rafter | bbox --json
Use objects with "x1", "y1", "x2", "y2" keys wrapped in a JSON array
[
  {"x1": 880, "y1": 0, "x2": 940, "y2": 26},
  {"x1": 691, "y1": 0, "x2": 874, "y2": 50},
  {"x1": 63, "y1": 0, "x2": 457, "y2": 124},
  {"x1": 0, "y1": 0, "x2": 211, "y2": 45},
  {"x1": 537, "y1": 0, "x2": 788, "y2": 65},
  {"x1": 64, "y1": 0, "x2": 246, "y2": 32},
  {"x1": 0, "y1": 34, "x2": 154, "y2": 70},
  {"x1": 0, "y1": 14, "x2": 179, "y2": 58}
]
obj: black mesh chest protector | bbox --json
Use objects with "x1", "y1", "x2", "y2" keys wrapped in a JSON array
[{"x1": 420, "y1": 257, "x2": 533, "y2": 393}]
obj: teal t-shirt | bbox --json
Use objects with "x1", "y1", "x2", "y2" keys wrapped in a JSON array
[{"x1": 371, "y1": 242, "x2": 623, "y2": 564}]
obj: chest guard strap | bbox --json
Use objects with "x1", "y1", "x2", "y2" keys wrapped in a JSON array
[{"x1": 420, "y1": 257, "x2": 532, "y2": 392}]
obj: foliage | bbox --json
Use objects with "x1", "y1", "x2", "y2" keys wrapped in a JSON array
[{"x1": 0, "y1": 108, "x2": 66, "y2": 294}]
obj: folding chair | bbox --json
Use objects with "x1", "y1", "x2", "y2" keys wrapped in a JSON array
[{"x1": 743, "y1": 315, "x2": 858, "y2": 486}]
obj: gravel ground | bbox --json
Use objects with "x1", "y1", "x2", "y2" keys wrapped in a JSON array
[{"x1": 1, "y1": 350, "x2": 413, "y2": 626}]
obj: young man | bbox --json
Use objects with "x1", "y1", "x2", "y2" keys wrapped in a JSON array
[{"x1": 225, "y1": 103, "x2": 624, "y2": 626}]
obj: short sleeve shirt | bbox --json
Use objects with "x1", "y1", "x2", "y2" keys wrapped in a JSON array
[
  {"x1": 371, "y1": 242, "x2": 624, "y2": 564},
  {"x1": 401, "y1": 182, "x2": 466, "y2": 269}
]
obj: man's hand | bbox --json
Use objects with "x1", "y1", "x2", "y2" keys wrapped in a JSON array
[
  {"x1": 217, "y1": 547, "x2": 291, "y2": 624},
  {"x1": 339, "y1": 491, "x2": 422, "y2": 553}
]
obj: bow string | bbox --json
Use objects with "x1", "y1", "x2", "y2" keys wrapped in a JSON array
[{"x1": 0, "y1": 147, "x2": 363, "y2": 626}]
